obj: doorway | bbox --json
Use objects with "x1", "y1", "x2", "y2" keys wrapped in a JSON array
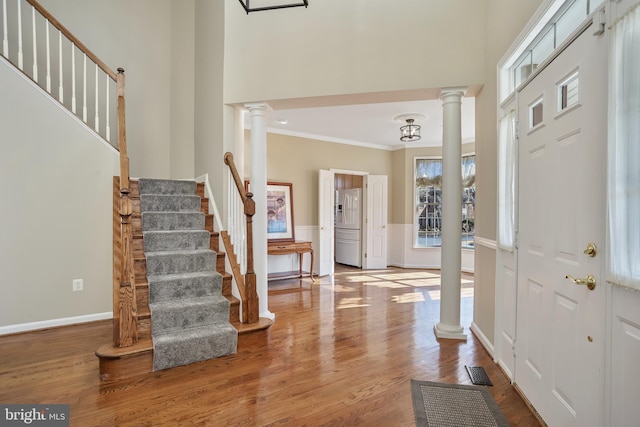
[
  {"x1": 318, "y1": 169, "x2": 388, "y2": 277},
  {"x1": 334, "y1": 173, "x2": 364, "y2": 268},
  {"x1": 514, "y1": 22, "x2": 606, "y2": 426}
]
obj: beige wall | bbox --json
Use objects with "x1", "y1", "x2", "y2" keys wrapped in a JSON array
[
  {"x1": 246, "y1": 132, "x2": 393, "y2": 226},
  {"x1": 40, "y1": 0, "x2": 175, "y2": 179},
  {"x1": 194, "y1": 0, "x2": 226, "y2": 206},
  {"x1": 170, "y1": 0, "x2": 196, "y2": 179},
  {"x1": 224, "y1": 0, "x2": 486, "y2": 104},
  {"x1": 0, "y1": 62, "x2": 119, "y2": 327},
  {"x1": 250, "y1": 133, "x2": 476, "y2": 231}
]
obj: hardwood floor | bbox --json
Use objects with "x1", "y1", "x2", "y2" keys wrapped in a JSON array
[{"x1": 0, "y1": 265, "x2": 540, "y2": 426}]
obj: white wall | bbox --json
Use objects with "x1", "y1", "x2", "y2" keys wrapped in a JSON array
[{"x1": 0, "y1": 60, "x2": 119, "y2": 330}]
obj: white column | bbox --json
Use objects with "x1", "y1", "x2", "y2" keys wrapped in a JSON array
[
  {"x1": 434, "y1": 88, "x2": 467, "y2": 340},
  {"x1": 245, "y1": 102, "x2": 275, "y2": 320}
]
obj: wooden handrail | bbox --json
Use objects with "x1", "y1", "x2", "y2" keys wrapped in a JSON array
[
  {"x1": 224, "y1": 152, "x2": 259, "y2": 323},
  {"x1": 25, "y1": 0, "x2": 117, "y2": 80},
  {"x1": 225, "y1": 152, "x2": 248, "y2": 203}
]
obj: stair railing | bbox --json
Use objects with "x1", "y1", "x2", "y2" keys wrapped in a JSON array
[
  {"x1": 1, "y1": 0, "x2": 117, "y2": 146},
  {"x1": 224, "y1": 152, "x2": 259, "y2": 323},
  {"x1": 0, "y1": 0, "x2": 137, "y2": 346}
]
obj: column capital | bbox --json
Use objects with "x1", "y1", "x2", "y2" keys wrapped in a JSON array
[
  {"x1": 439, "y1": 87, "x2": 467, "y2": 100},
  {"x1": 244, "y1": 102, "x2": 272, "y2": 114}
]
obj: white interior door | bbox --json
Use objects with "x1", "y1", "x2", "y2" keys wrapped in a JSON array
[
  {"x1": 318, "y1": 169, "x2": 335, "y2": 276},
  {"x1": 363, "y1": 175, "x2": 387, "y2": 269},
  {"x1": 515, "y1": 23, "x2": 606, "y2": 426}
]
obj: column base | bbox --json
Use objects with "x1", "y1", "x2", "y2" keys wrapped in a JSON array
[
  {"x1": 260, "y1": 310, "x2": 276, "y2": 321},
  {"x1": 434, "y1": 322, "x2": 467, "y2": 340}
]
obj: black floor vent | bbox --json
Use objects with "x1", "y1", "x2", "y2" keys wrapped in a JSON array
[{"x1": 465, "y1": 365, "x2": 493, "y2": 386}]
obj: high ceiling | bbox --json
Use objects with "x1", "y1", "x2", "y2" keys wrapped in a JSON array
[{"x1": 246, "y1": 97, "x2": 476, "y2": 151}]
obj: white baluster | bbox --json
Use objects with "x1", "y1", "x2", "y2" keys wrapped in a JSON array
[
  {"x1": 105, "y1": 74, "x2": 110, "y2": 141},
  {"x1": 71, "y1": 43, "x2": 76, "y2": 113},
  {"x1": 3, "y1": 0, "x2": 8, "y2": 57},
  {"x1": 82, "y1": 54, "x2": 87, "y2": 122},
  {"x1": 229, "y1": 174, "x2": 238, "y2": 250},
  {"x1": 57, "y1": 30, "x2": 63, "y2": 103},
  {"x1": 228, "y1": 174, "x2": 234, "y2": 244},
  {"x1": 45, "y1": 20, "x2": 50, "y2": 92},
  {"x1": 31, "y1": 6, "x2": 37, "y2": 82},
  {"x1": 237, "y1": 192, "x2": 246, "y2": 273},
  {"x1": 231, "y1": 192, "x2": 237, "y2": 259},
  {"x1": 241, "y1": 195, "x2": 247, "y2": 273},
  {"x1": 17, "y1": 0, "x2": 23, "y2": 69},
  {"x1": 94, "y1": 64, "x2": 99, "y2": 132}
]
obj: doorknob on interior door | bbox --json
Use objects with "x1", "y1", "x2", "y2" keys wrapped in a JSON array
[{"x1": 565, "y1": 274, "x2": 596, "y2": 290}]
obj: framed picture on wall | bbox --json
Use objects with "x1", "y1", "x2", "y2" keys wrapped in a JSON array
[
  {"x1": 266, "y1": 182, "x2": 295, "y2": 242},
  {"x1": 244, "y1": 180, "x2": 295, "y2": 243}
]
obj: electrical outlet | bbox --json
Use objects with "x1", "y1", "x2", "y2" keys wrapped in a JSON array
[{"x1": 72, "y1": 279, "x2": 84, "y2": 292}]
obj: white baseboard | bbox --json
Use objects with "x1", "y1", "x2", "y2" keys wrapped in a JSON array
[
  {"x1": 470, "y1": 321, "x2": 494, "y2": 358},
  {"x1": 0, "y1": 312, "x2": 113, "y2": 336}
]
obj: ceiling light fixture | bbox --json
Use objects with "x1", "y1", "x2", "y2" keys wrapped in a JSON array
[
  {"x1": 400, "y1": 119, "x2": 421, "y2": 142},
  {"x1": 394, "y1": 113, "x2": 425, "y2": 142},
  {"x1": 238, "y1": 0, "x2": 309, "y2": 14}
]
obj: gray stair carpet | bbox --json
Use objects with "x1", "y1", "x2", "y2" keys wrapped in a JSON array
[{"x1": 139, "y1": 178, "x2": 237, "y2": 371}]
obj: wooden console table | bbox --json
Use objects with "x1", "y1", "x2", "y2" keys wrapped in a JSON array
[{"x1": 267, "y1": 241, "x2": 315, "y2": 282}]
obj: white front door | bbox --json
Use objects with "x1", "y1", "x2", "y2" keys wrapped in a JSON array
[
  {"x1": 318, "y1": 169, "x2": 335, "y2": 276},
  {"x1": 363, "y1": 175, "x2": 388, "y2": 269},
  {"x1": 515, "y1": 23, "x2": 607, "y2": 427}
]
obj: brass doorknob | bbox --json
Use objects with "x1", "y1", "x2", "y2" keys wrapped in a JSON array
[
  {"x1": 565, "y1": 274, "x2": 596, "y2": 290},
  {"x1": 584, "y1": 242, "x2": 597, "y2": 257}
]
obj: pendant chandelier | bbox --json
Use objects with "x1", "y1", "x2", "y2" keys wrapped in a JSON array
[
  {"x1": 394, "y1": 113, "x2": 425, "y2": 142},
  {"x1": 238, "y1": 0, "x2": 309, "y2": 13},
  {"x1": 400, "y1": 119, "x2": 421, "y2": 142}
]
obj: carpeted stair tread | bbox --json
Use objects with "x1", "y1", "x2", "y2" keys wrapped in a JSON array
[
  {"x1": 139, "y1": 178, "x2": 196, "y2": 195},
  {"x1": 147, "y1": 270, "x2": 221, "y2": 282},
  {"x1": 147, "y1": 271, "x2": 222, "y2": 303},
  {"x1": 141, "y1": 212, "x2": 205, "y2": 231},
  {"x1": 150, "y1": 296, "x2": 231, "y2": 333},
  {"x1": 143, "y1": 230, "x2": 211, "y2": 252},
  {"x1": 140, "y1": 194, "x2": 201, "y2": 212},
  {"x1": 145, "y1": 249, "x2": 217, "y2": 275},
  {"x1": 152, "y1": 324, "x2": 238, "y2": 371},
  {"x1": 150, "y1": 295, "x2": 229, "y2": 312}
]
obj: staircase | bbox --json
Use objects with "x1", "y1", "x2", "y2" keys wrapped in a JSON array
[
  {"x1": 0, "y1": 0, "x2": 270, "y2": 381},
  {"x1": 97, "y1": 178, "x2": 271, "y2": 380},
  {"x1": 139, "y1": 178, "x2": 237, "y2": 371}
]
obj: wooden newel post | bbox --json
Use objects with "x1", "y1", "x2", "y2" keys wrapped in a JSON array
[
  {"x1": 117, "y1": 68, "x2": 129, "y2": 188},
  {"x1": 244, "y1": 193, "x2": 259, "y2": 323},
  {"x1": 117, "y1": 188, "x2": 138, "y2": 347},
  {"x1": 114, "y1": 67, "x2": 138, "y2": 347}
]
